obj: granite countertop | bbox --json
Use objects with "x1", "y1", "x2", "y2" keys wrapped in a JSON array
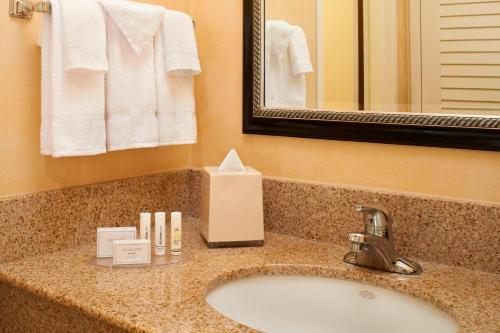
[{"x1": 0, "y1": 219, "x2": 498, "y2": 333}]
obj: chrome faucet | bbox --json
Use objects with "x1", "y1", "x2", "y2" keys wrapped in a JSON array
[{"x1": 343, "y1": 205, "x2": 422, "y2": 275}]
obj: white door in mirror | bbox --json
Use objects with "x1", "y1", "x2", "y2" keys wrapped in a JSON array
[{"x1": 206, "y1": 275, "x2": 458, "y2": 333}]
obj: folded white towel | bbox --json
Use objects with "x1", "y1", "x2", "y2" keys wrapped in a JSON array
[
  {"x1": 39, "y1": 0, "x2": 106, "y2": 157},
  {"x1": 162, "y1": 10, "x2": 201, "y2": 76},
  {"x1": 98, "y1": 0, "x2": 164, "y2": 151},
  {"x1": 59, "y1": 0, "x2": 108, "y2": 73},
  {"x1": 155, "y1": 9, "x2": 201, "y2": 145}
]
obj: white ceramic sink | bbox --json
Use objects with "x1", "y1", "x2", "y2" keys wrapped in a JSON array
[{"x1": 206, "y1": 275, "x2": 458, "y2": 333}]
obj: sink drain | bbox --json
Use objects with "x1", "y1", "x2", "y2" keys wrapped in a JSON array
[{"x1": 359, "y1": 290, "x2": 375, "y2": 299}]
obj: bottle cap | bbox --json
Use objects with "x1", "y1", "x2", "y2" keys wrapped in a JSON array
[
  {"x1": 171, "y1": 211, "x2": 182, "y2": 222},
  {"x1": 155, "y1": 212, "x2": 166, "y2": 222}
]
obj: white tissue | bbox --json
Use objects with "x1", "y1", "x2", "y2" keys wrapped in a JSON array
[{"x1": 218, "y1": 149, "x2": 245, "y2": 172}]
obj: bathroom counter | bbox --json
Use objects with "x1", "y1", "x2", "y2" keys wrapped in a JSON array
[{"x1": 0, "y1": 219, "x2": 498, "y2": 333}]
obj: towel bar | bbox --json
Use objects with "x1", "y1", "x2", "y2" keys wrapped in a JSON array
[
  {"x1": 8, "y1": 0, "x2": 196, "y2": 28},
  {"x1": 9, "y1": 0, "x2": 50, "y2": 19}
]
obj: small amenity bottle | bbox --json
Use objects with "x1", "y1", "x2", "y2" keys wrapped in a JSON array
[
  {"x1": 155, "y1": 212, "x2": 166, "y2": 256},
  {"x1": 140, "y1": 212, "x2": 151, "y2": 240},
  {"x1": 170, "y1": 212, "x2": 182, "y2": 256}
]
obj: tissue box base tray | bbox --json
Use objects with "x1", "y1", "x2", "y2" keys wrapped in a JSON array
[{"x1": 205, "y1": 240, "x2": 264, "y2": 249}]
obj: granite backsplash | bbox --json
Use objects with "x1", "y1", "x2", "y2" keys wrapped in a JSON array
[{"x1": 1, "y1": 168, "x2": 498, "y2": 273}]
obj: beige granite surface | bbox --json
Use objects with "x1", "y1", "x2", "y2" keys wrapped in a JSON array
[
  {"x1": 261, "y1": 177, "x2": 500, "y2": 273},
  {"x1": 0, "y1": 219, "x2": 498, "y2": 333},
  {"x1": 1, "y1": 168, "x2": 499, "y2": 273},
  {"x1": 0, "y1": 169, "x2": 199, "y2": 264},
  {"x1": 0, "y1": 280, "x2": 128, "y2": 333}
]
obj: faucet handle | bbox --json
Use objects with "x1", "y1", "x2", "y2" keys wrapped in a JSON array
[
  {"x1": 355, "y1": 205, "x2": 391, "y2": 220},
  {"x1": 355, "y1": 205, "x2": 392, "y2": 237},
  {"x1": 356, "y1": 205, "x2": 388, "y2": 214}
]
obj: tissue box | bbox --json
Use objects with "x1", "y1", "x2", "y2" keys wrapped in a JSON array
[{"x1": 200, "y1": 166, "x2": 264, "y2": 248}]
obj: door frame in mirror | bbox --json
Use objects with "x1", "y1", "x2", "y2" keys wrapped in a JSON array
[{"x1": 243, "y1": 0, "x2": 500, "y2": 151}]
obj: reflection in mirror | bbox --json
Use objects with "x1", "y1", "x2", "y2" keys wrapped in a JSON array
[{"x1": 264, "y1": 0, "x2": 500, "y2": 116}]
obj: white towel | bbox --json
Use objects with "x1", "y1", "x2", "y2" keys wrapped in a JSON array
[
  {"x1": 60, "y1": 0, "x2": 108, "y2": 73},
  {"x1": 289, "y1": 25, "x2": 313, "y2": 76},
  {"x1": 39, "y1": 0, "x2": 107, "y2": 157},
  {"x1": 155, "y1": 9, "x2": 201, "y2": 145},
  {"x1": 265, "y1": 21, "x2": 313, "y2": 108},
  {"x1": 162, "y1": 10, "x2": 201, "y2": 76},
  {"x1": 265, "y1": 20, "x2": 293, "y2": 108},
  {"x1": 98, "y1": 0, "x2": 165, "y2": 151}
]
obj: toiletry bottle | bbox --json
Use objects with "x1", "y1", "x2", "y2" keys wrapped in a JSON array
[
  {"x1": 170, "y1": 212, "x2": 182, "y2": 256},
  {"x1": 140, "y1": 212, "x2": 151, "y2": 240},
  {"x1": 155, "y1": 212, "x2": 166, "y2": 256}
]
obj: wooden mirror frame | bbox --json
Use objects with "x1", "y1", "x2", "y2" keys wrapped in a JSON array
[{"x1": 243, "y1": 0, "x2": 500, "y2": 151}]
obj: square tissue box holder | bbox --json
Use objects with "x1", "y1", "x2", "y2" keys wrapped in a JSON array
[{"x1": 200, "y1": 150, "x2": 264, "y2": 248}]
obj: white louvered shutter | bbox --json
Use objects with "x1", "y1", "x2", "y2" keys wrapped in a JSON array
[{"x1": 440, "y1": 0, "x2": 500, "y2": 115}]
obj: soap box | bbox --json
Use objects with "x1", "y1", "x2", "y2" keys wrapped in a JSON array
[
  {"x1": 113, "y1": 239, "x2": 151, "y2": 265},
  {"x1": 96, "y1": 227, "x2": 137, "y2": 258},
  {"x1": 200, "y1": 166, "x2": 264, "y2": 248}
]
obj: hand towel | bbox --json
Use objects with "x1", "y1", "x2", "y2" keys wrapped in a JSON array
[
  {"x1": 162, "y1": 9, "x2": 201, "y2": 76},
  {"x1": 59, "y1": 0, "x2": 108, "y2": 73},
  {"x1": 265, "y1": 21, "x2": 313, "y2": 108},
  {"x1": 289, "y1": 25, "x2": 313, "y2": 76},
  {"x1": 155, "y1": 9, "x2": 201, "y2": 145},
  {"x1": 265, "y1": 20, "x2": 292, "y2": 108},
  {"x1": 39, "y1": 0, "x2": 106, "y2": 157},
  {"x1": 98, "y1": 0, "x2": 165, "y2": 151},
  {"x1": 39, "y1": 13, "x2": 52, "y2": 155}
]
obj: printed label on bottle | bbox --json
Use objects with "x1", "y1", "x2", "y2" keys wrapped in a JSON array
[{"x1": 171, "y1": 226, "x2": 181, "y2": 254}]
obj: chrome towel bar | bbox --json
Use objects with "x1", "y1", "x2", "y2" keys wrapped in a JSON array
[
  {"x1": 8, "y1": 0, "x2": 195, "y2": 28},
  {"x1": 9, "y1": 0, "x2": 50, "y2": 19}
]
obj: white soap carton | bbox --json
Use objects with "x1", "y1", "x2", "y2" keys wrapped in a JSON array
[{"x1": 96, "y1": 227, "x2": 137, "y2": 258}]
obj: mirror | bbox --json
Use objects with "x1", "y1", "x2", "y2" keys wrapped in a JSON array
[
  {"x1": 264, "y1": 0, "x2": 500, "y2": 116},
  {"x1": 243, "y1": 0, "x2": 500, "y2": 151}
]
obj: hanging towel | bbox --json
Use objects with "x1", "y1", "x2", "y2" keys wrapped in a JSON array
[
  {"x1": 155, "y1": 9, "x2": 201, "y2": 145},
  {"x1": 265, "y1": 21, "x2": 313, "y2": 108},
  {"x1": 162, "y1": 10, "x2": 201, "y2": 76},
  {"x1": 289, "y1": 25, "x2": 313, "y2": 77},
  {"x1": 265, "y1": 20, "x2": 293, "y2": 108},
  {"x1": 39, "y1": 0, "x2": 107, "y2": 157},
  {"x1": 98, "y1": 0, "x2": 165, "y2": 151},
  {"x1": 60, "y1": 0, "x2": 108, "y2": 72}
]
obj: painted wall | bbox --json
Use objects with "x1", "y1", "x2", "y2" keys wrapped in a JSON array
[
  {"x1": 191, "y1": 0, "x2": 500, "y2": 204},
  {"x1": 1, "y1": 0, "x2": 499, "y2": 204},
  {"x1": 364, "y1": 0, "x2": 410, "y2": 112},
  {"x1": 322, "y1": 0, "x2": 356, "y2": 110},
  {"x1": 0, "y1": 0, "x2": 192, "y2": 197}
]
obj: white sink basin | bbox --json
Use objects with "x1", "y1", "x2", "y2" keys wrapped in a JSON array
[{"x1": 206, "y1": 275, "x2": 458, "y2": 333}]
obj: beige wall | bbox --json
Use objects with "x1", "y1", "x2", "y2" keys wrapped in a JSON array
[
  {"x1": 191, "y1": 0, "x2": 500, "y2": 205},
  {"x1": 396, "y1": 0, "x2": 410, "y2": 112},
  {"x1": 1, "y1": 0, "x2": 499, "y2": 205},
  {"x1": 322, "y1": 0, "x2": 356, "y2": 110},
  {"x1": 0, "y1": 0, "x2": 192, "y2": 197}
]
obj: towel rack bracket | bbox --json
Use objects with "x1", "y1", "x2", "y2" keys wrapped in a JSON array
[{"x1": 9, "y1": 0, "x2": 50, "y2": 19}]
